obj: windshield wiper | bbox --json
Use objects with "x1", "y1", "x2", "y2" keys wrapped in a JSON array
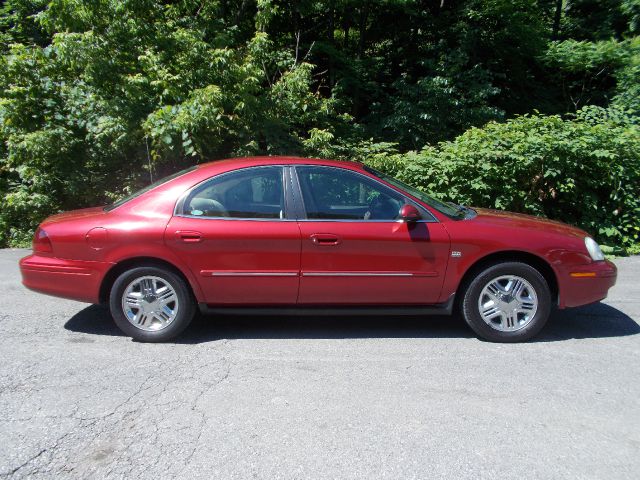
[
  {"x1": 447, "y1": 201, "x2": 466, "y2": 212},
  {"x1": 447, "y1": 202, "x2": 474, "y2": 218}
]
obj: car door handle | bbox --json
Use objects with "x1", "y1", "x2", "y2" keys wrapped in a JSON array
[
  {"x1": 310, "y1": 234, "x2": 341, "y2": 246},
  {"x1": 176, "y1": 230, "x2": 203, "y2": 243}
]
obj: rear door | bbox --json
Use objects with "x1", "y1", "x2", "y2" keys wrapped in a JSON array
[
  {"x1": 293, "y1": 165, "x2": 450, "y2": 305},
  {"x1": 166, "y1": 165, "x2": 301, "y2": 305}
]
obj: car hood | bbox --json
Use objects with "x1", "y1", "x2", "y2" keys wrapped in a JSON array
[
  {"x1": 472, "y1": 207, "x2": 588, "y2": 239},
  {"x1": 42, "y1": 206, "x2": 107, "y2": 225}
]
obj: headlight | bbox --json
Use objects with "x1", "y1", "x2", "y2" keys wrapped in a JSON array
[{"x1": 585, "y1": 237, "x2": 605, "y2": 261}]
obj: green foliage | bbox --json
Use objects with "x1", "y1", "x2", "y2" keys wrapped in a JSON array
[
  {"x1": 0, "y1": 0, "x2": 48, "y2": 50},
  {"x1": 0, "y1": 2, "x2": 349, "y2": 246},
  {"x1": 0, "y1": 0, "x2": 639, "y2": 253},
  {"x1": 560, "y1": 0, "x2": 631, "y2": 40},
  {"x1": 611, "y1": 36, "x2": 640, "y2": 118},
  {"x1": 622, "y1": 0, "x2": 640, "y2": 34},
  {"x1": 544, "y1": 40, "x2": 629, "y2": 73},
  {"x1": 378, "y1": 68, "x2": 503, "y2": 149},
  {"x1": 364, "y1": 108, "x2": 640, "y2": 249}
]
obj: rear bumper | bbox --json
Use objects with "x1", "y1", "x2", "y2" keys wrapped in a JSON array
[
  {"x1": 558, "y1": 259, "x2": 617, "y2": 308},
  {"x1": 19, "y1": 254, "x2": 112, "y2": 304}
]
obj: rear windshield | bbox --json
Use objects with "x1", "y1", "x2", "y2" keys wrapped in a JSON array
[{"x1": 104, "y1": 166, "x2": 197, "y2": 212}]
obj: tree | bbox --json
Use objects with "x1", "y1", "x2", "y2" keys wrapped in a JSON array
[{"x1": 0, "y1": 0, "x2": 638, "y2": 250}]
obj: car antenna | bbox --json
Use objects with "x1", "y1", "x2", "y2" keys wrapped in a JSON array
[{"x1": 145, "y1": 136, "x2": 154, "y2": 183}]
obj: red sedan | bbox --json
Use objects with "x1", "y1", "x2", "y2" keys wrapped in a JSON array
[{"x1": 20, "y1": 157, "x2": 617, "y2": 342}]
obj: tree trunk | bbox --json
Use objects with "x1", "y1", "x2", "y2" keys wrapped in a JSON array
[
  {"x1": 352, "y1": 2, "x2": 370, "y2": 117},
  {"x1": 552, "y1": 0, "x2": 563, "y2": 40},
  {"x1": 357, "y1": 1, "x2": 370, "y2": 59},
  {"x1": 328, "y1": 2, "x2": 335, "y2": 88}
]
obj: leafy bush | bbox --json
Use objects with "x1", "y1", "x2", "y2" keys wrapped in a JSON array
[{"x1": 364, "y1": 107, "x2": 640, "y2": 249}]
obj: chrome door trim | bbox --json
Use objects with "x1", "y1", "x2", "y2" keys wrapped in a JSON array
[
  {"x1": 295, "y1": 218, "x2": 437, "y2": 223},
  {"x1": 302, "y1": 272, "x2": 413, "y2": 277},
  {"x1": 175, "y1": 215, "x2": 299, "y2": 222},
  {"x1": 201, "y1": 271, "x2": 299, "y2": 277},
  {"x1": 173, "y1": 215, "x2": 435, "y2": 223}
]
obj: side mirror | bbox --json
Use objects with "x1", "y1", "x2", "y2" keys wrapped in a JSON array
[{"x1": 399, "y1": 204, "x2": 421, "y2": 222}]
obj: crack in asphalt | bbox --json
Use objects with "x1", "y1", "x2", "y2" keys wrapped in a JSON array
[
  {"x1": 182, "y1": 355, "x2": 232, "y2": 471},
  {"x1": 1, "y1": 339, "x2": 234, "y2": 479},
  {"x1": 1, "y1": 427, "x2": 78, "y2": 478}
]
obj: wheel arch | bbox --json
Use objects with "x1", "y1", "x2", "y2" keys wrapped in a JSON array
[
  {"x1": 99, "y1": 256, "x2": 201, "y2": 304},
  {"x1": 455, "y1": 250, "x2": 559, "y2": 305}
]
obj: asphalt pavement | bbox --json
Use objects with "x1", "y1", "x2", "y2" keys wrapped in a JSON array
[{"x1": 1, "y1": 248, "x2": 639, "y2": 479}]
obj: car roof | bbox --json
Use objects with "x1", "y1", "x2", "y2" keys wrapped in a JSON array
[{"x1": 196, "y1": 156, "x2": 365, "y2": 171}]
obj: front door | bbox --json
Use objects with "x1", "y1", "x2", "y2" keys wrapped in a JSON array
[
  {"x1": 294, "y1": 165, "x2": 450, "y2": 305},
  {"x1": 166, "y1": 166, "x2": 300, "y2": 305}
]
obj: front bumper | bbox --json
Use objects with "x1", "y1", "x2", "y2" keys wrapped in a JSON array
[
  {"x1": 20, "y1": 254, "x2": 113, "y2": 304},
  {"x1": 559, "y1": 259, "x2": 617, "y2": 308}
]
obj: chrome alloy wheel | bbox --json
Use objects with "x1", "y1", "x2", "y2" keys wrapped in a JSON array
[
  {"x1": 121, "y1": 276, "x2": 179, "y2": 331},
  {"x1": 477, "y1": 275, "x2": 538, "y2": 332}
]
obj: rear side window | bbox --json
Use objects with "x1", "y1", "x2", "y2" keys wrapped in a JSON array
[{"x1": 183, "y1": 166, "x2": 285, "y2": 219}]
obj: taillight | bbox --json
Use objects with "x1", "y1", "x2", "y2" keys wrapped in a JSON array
[{"x1": 33, "y1": 227, "x2": 53, "y2": 253}]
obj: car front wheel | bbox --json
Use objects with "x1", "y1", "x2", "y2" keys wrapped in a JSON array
[
  {"x1": 109, "y1": 266, "x2": 195, "y2": 342},
  {"x1": 461, "y1": 262, "x2": 551, "y2": 342}
]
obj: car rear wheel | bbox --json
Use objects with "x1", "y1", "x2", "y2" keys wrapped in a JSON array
[
  {"x1": 461, "y1": 262, "x2": 551, "y2": 342},
  {"x1": 109, "y1": 266, "x2": 195, "y2": 342}
]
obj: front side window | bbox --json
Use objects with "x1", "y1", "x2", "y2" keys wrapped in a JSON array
[
  {"x1": 296, "y1": 166, "x2": 404, "y2": 220},
  {"x1": 183, "y1": 166, "x2": 285, "y2": 219}
]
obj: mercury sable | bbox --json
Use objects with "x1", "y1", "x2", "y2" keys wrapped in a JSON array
[{"x1": 20, "y1": 157, "x2": 617, "y2": 342}]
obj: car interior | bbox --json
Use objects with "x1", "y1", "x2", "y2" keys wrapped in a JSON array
[{"x1": 185, "y1": 169, "x2": 284, "y2": 219}]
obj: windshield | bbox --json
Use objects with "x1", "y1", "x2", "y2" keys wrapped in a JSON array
[
  {"x1": 104, "y1": 166, "x2": 197, "y2": 212},
  {"x1": 364, "y1": 166, "x2": 464, "y2": 219}
]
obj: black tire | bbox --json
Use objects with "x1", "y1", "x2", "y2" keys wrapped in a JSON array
[
  {"x1": 109, "y1": 266, "x2": 196, "y2": 342},
  {"x1": 460, "y1": 261, "x2": 551, "y2": 342}
]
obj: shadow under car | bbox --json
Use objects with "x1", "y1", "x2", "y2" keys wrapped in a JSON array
[{"x1": 64, "y1": 302, "x2": 640, "y2": 344}]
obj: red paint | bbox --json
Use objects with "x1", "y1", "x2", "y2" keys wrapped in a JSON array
[
  {"x1": 19, "y1": 156, "x2": 616, "y2": 310},
  {"x1": 399, "y1": 204, "x2": 422, "y2": 222},
  {"x1": 297, "y1": 221, "x2": 450, "y2": 304},
  {"x1": 166, "y1": 216, "x2": 301, "y2": 305}
]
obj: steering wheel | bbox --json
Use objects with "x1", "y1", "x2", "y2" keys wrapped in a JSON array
[
  {"x1": 367, "y1": 196, "x2": 400, "y2": 220},
  {"x1": 189, "y1": 198, "x2": 229, "y2": 217}
]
